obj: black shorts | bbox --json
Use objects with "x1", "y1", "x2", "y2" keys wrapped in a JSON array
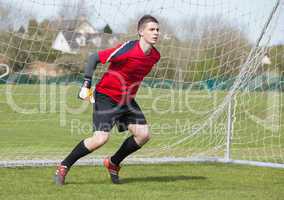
[{"x1": 93, "y1": 91, "x2": 147, "y2": 132}]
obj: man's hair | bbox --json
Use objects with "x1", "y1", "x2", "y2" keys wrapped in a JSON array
[{"x1": 137, "y1": 15, "x2": 159, "y2": 33}]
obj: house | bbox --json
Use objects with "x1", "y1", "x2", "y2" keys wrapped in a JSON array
[
  {"x1": 51, "y1": 17, "x2": 120, "y2": 54},
  {"x1": 52, "y1": 31, "x2": 81, "y2": 54},
  {"x1": 261, "y1": 53, "x2": 272, "y2": 65}
]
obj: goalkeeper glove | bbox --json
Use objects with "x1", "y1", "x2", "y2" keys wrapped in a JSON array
[{"x1": 78, "y1": 77, "x2": 95, "y2": 103}]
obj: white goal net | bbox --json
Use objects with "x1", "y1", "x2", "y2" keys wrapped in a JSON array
[{"x1": 0, "y1": 0, "x2": 283, "y2": 168}]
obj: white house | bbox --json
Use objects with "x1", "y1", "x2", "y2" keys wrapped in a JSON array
[
  {"x1": 52, "y1": 31, "x2": 78, "y2": 54},
  {"x1": 52, "y1": 18, "x2": 120, "y2": 54}
]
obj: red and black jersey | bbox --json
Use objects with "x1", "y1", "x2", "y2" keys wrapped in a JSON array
[{"x1": 96, "y1": 40, "x2": 160, "y2": 104}]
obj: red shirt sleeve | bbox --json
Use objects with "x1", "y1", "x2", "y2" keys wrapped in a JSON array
[{"x1": 98, "y1": 44, "x2": 122, "y2": 64}]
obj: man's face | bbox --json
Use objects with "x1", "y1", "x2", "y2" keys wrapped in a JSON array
[{"x1": 139, "y1": 22, "x2": 160, "y2": 45}]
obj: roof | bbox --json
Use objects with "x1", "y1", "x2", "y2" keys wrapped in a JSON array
[
  {"x1": 61, "y1": 31, "x2": 82, "y2": 50},
  {"x1": 59, "y1": 31, "x2": 121, "y2": 50}
]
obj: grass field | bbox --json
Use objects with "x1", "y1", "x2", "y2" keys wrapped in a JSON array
[
  {"x1": 0, "y1": 84, "x2": 283, "y2": 199},
  {"x1": 0, "y1": 163, "x2": 283, "y2": 200},
  {"x1": 0, "y1": 84, "x2": 283, "y2": 161}
]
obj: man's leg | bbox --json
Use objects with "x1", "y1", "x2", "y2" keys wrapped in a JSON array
[
  {"x1": 104, "y1": 124, "x2": 150, "y2": 184},
  {"x1": 61, "y1": 131, "x2": 109, "y2": 167},
  {"x1": 111, "y1": 124, "x2": 150, "y2": 165},
  {"x1": 54, "y1": 131, "x2": 110, "y2": 185}
]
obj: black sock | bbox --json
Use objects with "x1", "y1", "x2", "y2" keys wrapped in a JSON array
[
  {"x1": 111, "y1": 135, "x2": 141, "y2": 166},
  {"x1": 61, "y1": 140, "x2": 92, "y2": 168}
]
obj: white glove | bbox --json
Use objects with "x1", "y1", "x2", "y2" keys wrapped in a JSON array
[{"x1": 78, "y1": 78, "x2": 95, "y2": 103}]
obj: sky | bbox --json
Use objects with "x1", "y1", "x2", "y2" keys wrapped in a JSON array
[{"x1": 2, "y1": 0, "x2": 284, "y2": 45}]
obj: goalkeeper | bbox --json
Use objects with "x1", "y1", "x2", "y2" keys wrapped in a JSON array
[{"x1": 54, "y1": 15, "x2": 160, "y2": 185}]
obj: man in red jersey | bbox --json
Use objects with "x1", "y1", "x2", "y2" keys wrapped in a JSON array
[{"x1": 54, "y1": 15, "x2": 160, "y2": 185}]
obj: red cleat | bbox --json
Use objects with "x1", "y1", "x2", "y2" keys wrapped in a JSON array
[
  {"x1": 53, "y1": 165, "x2": 68, "y2": 186},
  {"x1": 103, "y1": 158, "x2": 121, "y2": 184}
]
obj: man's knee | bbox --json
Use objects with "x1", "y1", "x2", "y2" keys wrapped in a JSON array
[
  {"x1": 139, "y1": 131, "x2": 151, "y2": 142},
  {"x1": 128, "y1": 124, "x2": 151, "y2": 145},
  {"x1": 85, "y1": 131, "x2": 110, "y2": 150},
  {"x1": 95, "y1": 131, "x2": 110, "y2": 142}
]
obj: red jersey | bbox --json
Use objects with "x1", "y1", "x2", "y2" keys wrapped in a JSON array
[{"x1": 96, "y1": 40, "x2": 160, "y2": 104}]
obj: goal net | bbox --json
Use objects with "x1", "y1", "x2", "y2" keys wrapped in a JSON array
[{"x1": 0, "y1": 0, "x2": 283, "y2": 168}]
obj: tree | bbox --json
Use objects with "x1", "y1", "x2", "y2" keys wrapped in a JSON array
[
  {"x1": 103, "y1": 24, "x2": 113, "y2": 34},
  {"x1": 197, "y1": 16, "x2": 251, "y2": 78},
  {"x1": 58, "y1": 0, "x2": 92, "y2": 20},
  {"x1": 0, "y1": 0, "x2": 13, "y2": 31},
  {"x1": 4, "y1": 32, "x2": 31, "y2": 71},
  {"x1": 38, "y1": 19, "x2": 50, "y2": 36},
  {"x1": 27, "y1": 18, "x2": 38, "y2": 36},
  {"x1": 17, "y1": 26, "x2": 25, "y2": 34},
  {"x1": 162, "y1": 16, "x2": 251, "y2": 82}
]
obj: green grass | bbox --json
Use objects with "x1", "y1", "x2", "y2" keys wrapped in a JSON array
[
  {"x1": 0, "y1": 84, "x2": 283, "y2": 161},
  {"x1": 0, "y1": 84, "x2": 283, "y2": 199},
  {"x1": 0, "y1": 163, "x2": 283, "y2": 200}
]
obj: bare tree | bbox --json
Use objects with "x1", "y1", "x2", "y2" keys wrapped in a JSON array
[
  {"x1": 58, "y1": 0, "x2": 92, "y2": 20},
  {"x1": 0, "y1": 0, "x2": 13, "y2": 31}
]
